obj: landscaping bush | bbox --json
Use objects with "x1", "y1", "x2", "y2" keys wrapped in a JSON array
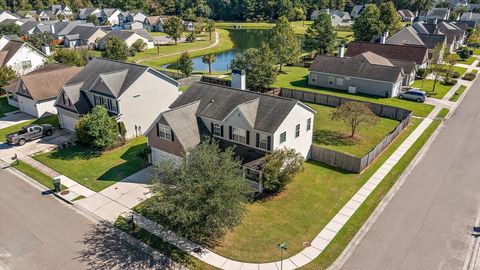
[
  {"x1": 416, "y1": 68, "x2": 429, "y2": 79},
  {"x1": 442, "y1": 78, "x2": 458, "y2": 86},
  {"x1": 451, "y1": 71, "x2": 460, "y2": 78},
  {"x1": 74, "y1": 106, "x2": 119, "y2": 150},
  {"x1": 458, "y1": 47, "x2": 471, "y2": 60},
  {"x1": 463, "y1": 72, "x2": 476, "y2": 81},
  {"x1": 262, "y1": 148, "x2": 304, "y2": 193}
]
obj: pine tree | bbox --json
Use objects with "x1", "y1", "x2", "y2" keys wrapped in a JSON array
[
  {"x1": 303, "y1": 12, "x2": 336, "y2": 54},
  {"x1": 268, "y1": 16, "x2": 301, "y2": 72}
]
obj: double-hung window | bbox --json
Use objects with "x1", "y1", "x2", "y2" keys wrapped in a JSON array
[
  {"x1": 213, "y1": 123, "x2": 222, "y2": 136},
  {"x1": 157, "y1": 124, "x2": 172, "y2": 140},
  {"x1": 94, "y1": 94, "x2": 118, "y2": 113},
  {"x1": 232, "y1": 127, "x2": 247, "y2": 144},
  {"x1": 307, "y1": 118, "x2": 312, "y2": 131},
  {"x1": 21, "y1": 60, "x2": 32, "y2": 70},
  {"x1": 295, "y1": 124, "x2": 300, "y2": 138},
  {"x1": 280, "y1": 131, "x2": 286, "y2": 144},
  {"x1": 258, "y1": 134, "x2": 269, "y2": 150}
]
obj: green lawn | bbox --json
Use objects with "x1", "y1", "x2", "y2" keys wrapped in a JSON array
[
  {"x1": 137, "y1": 118, "x2": 421, "y2": 262},
  {"x1": 472, "y1": 69, "x2": 478, "y2": 75},
  {"x1": 437, "y1": 108, "x2": 450, "y2": 118},
  {"x1": 449, "y1": 85, "x2": 467, "y2": 102},
  {"x1": 454, "y1": 55, "x2": 476, "y2": 65},
  {"x1": 438, "y1": 65, "x2": 468, "y2": 77},
  {"x1": 473, "y1": 47, "x2": 480, "y2": 56},
  {"x1": 308, "y1": 103, "x2": 399, "y2": 157},
  {"x1": 0, "y1": 96, "x2": 18, "y2": 118},
  {"x1": 115, "y1": 216, "x2": 218, "y2": 270},
  {"x1": 273, "y1": 66, "x2": 434, "y2": 117},
  {"x1": 11, "y1": 160, "x2": 65, "y2": 190},
  {"x1": 411, "y1": 79, "x2": 453, "y2": 100},
  {"x1": 0, "y1": 115, "x2": 58, "y2": 142},
  {"x1": 33, "y1": 137, "x2": 148, "y2": 192}
]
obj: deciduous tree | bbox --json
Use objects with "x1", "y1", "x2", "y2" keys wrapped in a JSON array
[
  {"x1": 74, "y1": 106, "x2": 119, "y2": 150},
  {"x1": 352, "y1": 5, "x2": 384, "y2": 42},
  {"x1": 164, "y1": 16, "x2": 184, "y2": 45},
  {"x1": 0, "y1": 23, "x2": 22, "y2": 36},
  {"x1": 267, "y1": 16, "x2": 301, "y2": 72},
  {"x1": 177, "y1": 52, "x2": 193, "y2": 76},
  {"x1": 0, "y1": 66, "x2": 16, "y2": 88},
  {"x1": 53, "y1": 48, "x2": 88, "y2": 66},
  {"x1": 101, "y1": 36, "x2": 129, "y2": 61},
  {"x1": 379, "y1": 2, "x2": 402, "y2": 34},
  {"x1": 331, "y1": 101, "x2": 379, "y2": 138},
  {"x1": 262, "y1": 148, "x2": 304, "y2": 193}
]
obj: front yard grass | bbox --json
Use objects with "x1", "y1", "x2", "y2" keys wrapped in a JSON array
[
  {"x1": 11, "y1": 160, "x2": 65, "y2": 190},
  {"x1": 449, "y1": 85, "x2": 467, "y2": 102},
  {"x1": 411, "y1": 79, "x2": 453, "y2": 100},
  {"x1": 273, "y1": 66, "x2": 434, "y2": 117},
  {"x1": 136, "y1": 118, "x2": 421, "y2": 262},
  {"x1": 0, "y1": 115, "x2": 58, "y2": 142},
  {"x1": 308, "y1": 103, "x2": 399, "y2": 157},
  {"x1": 437, "y1": 108, "x2": 450, "y2": 118},
  {"x1": 0, "y1": 96, "x2": 18, "y2": 118},
  {"x1": 454, "y1": 55, "x2": 476, "y2": 65},
  {"x1": 33, "y1": 136, "x2": 148, "y2": 192}
]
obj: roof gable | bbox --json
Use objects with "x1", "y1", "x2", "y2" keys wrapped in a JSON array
[{"x1": 346, "y1": 41, "x2": 428, "y2": 64}]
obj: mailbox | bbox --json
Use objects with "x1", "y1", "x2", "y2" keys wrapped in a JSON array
[{"x1": 52, "y1": 177, "x2": 61, "y2": 192}]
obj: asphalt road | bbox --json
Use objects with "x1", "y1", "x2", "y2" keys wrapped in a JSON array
[
  {"x1": 341, "y1": 79, "x2": 480, "y2": 269},
  {"x1": 0, "y1": 165, "x2": 171, "y2": 270}
]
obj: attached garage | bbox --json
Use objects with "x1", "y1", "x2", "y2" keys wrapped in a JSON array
[
  {"x1": 59, "y1": 113, "x2": 78, "y2": 131},
  {"x1": 18, "y1": 96, "x2": 38, "y2": 118},
  {"x1": 150, "y1": 148, "x2": 182, "y2": 166}
]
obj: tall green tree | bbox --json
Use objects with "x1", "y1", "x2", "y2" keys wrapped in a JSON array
[
  {"x1": 352, "y1": 5, "x2": 384, "y2": 42},
  {"x1": 25, "y1": 32, "x2": 53, "y2": 50},
  {"x1": 177, "y1": 52, "x2": 193, "y2": 76},
  {"x1": 0, "y1": 66, "x2": 16, "y2": 88},
  {"x1": 303, "y1": 12, "x2": 336, "y2": 54},
  {"x1": 230, "y1": 43, "x2": 277, "y2": 91},
  {"x1": 0, "y1": 23, "x2": 22, "y2": 36},
  {"x1": 101, "y1": 36, "x2": 129, "y2": 61},
  {"x1": 53, "y1": 49, "x2": 88, "y2": 66},
  {"x1": 267, "y1": 16, "x2": 301, "y2": 72},
  {"x1": 86, "y1": 14, "x2": 99, "y2": 26},
  {"x1": 74, "y1": 106, "x2": 119, "y2": 150},
  {"x1": 205, "y1": 19, "x2": 216, "y2": 40},
  {"x1": 430, "y1": 43, "x2": 445, "y2": 92},
  {"x1": 379, "y1": 2, "x2": 402, "y2": 34},
  {"x1": 147, "y1": 138, "x2": 252, "y2": 244},
  {"x1": 202, "y1": 53, "x2": 216, "y2": 73},
  {"x1": 164, "y1": 16, "x2": 184, "y2": 45}
]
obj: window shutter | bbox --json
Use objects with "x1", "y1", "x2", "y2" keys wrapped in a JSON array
[
  {"x1": 256, "y1": 133, "x2": 259, "y2": 147},
  {"x1": 229, "y1": 126, "x2": 232, "y2": 140},
  {"x1": 267, "y1": 136, "x2": 271, "y2": 151},
  {"x1": 171, "y1": 130, "x2": 175, "y2": 141},
  {"x1": 210, "y1": 122, "x2": 214, "y2": 134},
  {"x1": 220, "y1": 125, "x2": 224, "y2": 137},
  {"x1": 246, "y1": 130, "x2": 250, "y2": 145},
  {"x1": 156, "y1": 123, "x2": 159, "y2": 137}
]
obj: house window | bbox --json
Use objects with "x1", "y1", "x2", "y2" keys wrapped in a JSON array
[
  {"x1": 295, "y1": 124, "x2": 300, "y2": 138},
  {"x1": 258, "y1": 134, "x2": 269, "y2": 150},
  {"x1": 307, "y1": 118, "x2": 312, "y2": 131},
  {"x1": 328, "y1": 77, "x2": 335, "y2": 85},
  {"x1": 336, "y1": 78, "x2": 344, "y2": 86},
  {"x1": 157, "y1": 123, "x2": 172, "y2": 141},
  {"x1": 232, "y1": 127, "x2": 247, "y2": 144},
  {"x1": 94, "y1": 94, "x2": 118, "y2": 113},
  {"x1": 213, "y1": 123, "x2": 221, "y2": 136},
  {"x1": 311, "y1": 74, "x2": 317, "y2": 83},
  {"x1": 62, "y1": 92, "x2": 71, "y2": 106},
  {"x1": 21, "y1": 60, "x2": 32, "y2": 70},
  {"x1": 280, "y1": 131, "x2": 286, "y2": 144}
]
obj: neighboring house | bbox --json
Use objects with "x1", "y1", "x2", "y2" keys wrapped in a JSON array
[
  {"x1": 55, "y1": 58, "x2": 180, "y2": 138},
  {"x1": 97, "y1": 29, "x2": 154, "y2": 49},
  {"x1": 309, "y1": 52, "x2": 404, "y2": 97},
  {"x1": 124, "y1": 21, "x2": 144, "y2": 30},
  {"x1": 0, "y1": 11, "x2": 20, "y2": 23},
  {"x1": 49, "y1": 4, "x2": 73, "y2": 17},
  {"x1": 128, "y1": 12, "x2": 147, "y2": 23},
  {"x1": 20, "y1": 20, "x2": 41, "y2": 34},
  {"x1": 387, "y1": 25, "x2": 450, "y2": 57},
  {"x1": 5, "y1": 63, "x2": 81, "y2": 118},
  {"x1": 63, "y1": 26, "x2": 106, "y2": 48},
  {"x1": 413, "y1": 21, "x2": 467, "y2": 50},
  {"x1": 397, "y1": 9, "x2": 416, "y2": 22},
  {"x1": 0, "y1": 35, "x2": 47, "y2": 75},
  {"x1": 78, "y1": 8, "x2": 102, "y2": 20},
  {"x1": 100, "y1": 8, "x2": 123, "y2": 26},
  {"x1": 33, "y1": 21, "x2": 95, "y2": 40},
  {"x1": 350, "y1": 4, "x2": 376, "y2": 18},
  {"x1": 183, "y1": 21, "x2": 195, "y2": 31},
  {"x1": 144, "y1": 82, "x2": 315, "y2": 191},
  {"x1": 312, "y1": 9, "x2": 352, "y2": 27},
  {"x1": 144, "y1": 16, "x2": 169, "y2": 32},
  {"x1": 450, "y1": 0, "x2": 468, "y2": 9},
  {"x1": 346, "y1": 41, "x2": 429, "y2": 68},
  {"x1": 460, "y1": 12, "x2": 480, "y2": 23},
  {"x1": 418, "y1": 8, "x2": 450, "y2": 21}
]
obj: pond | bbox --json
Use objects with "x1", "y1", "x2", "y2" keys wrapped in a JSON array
[{"x1": 163, "y1": 29, "x2": 271, "y2": 72}]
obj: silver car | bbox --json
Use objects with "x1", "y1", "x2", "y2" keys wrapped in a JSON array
[{"x1": 399, "y1": 89, "x2": 426, "y2": 102}]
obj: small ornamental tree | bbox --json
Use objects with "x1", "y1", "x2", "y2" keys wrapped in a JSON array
[
  {"x1": 130, "y1": 39, "x2": 147, "y2": 54},
  {"x1": 331, "y1": 101, "x2": 379, "y2": 138},
  {"x1": 0, "y1": 66, "x2": 16, "y2": 88},
  {"x1": 74, "y1": 106, "x2": 119, "y2": 150},
  {"x1": 458, "y1": 47, "x2": 470, "y2": 60},
  {"x1": 177, "y1": 52, "x2": 193, "y2": 76},
  {"x1": 164, "y1": 16, "x2": 184, "y2": 45},
  {"x1": 86, "y1": 14, "x2": 100, "y2": 26},
  {"x1": 102, "y1": 36, "x2": 129, "y2": 61},
  {"x1": 148, "y1": 138, "x2": 252, "y2": 244},
  {"x1": 262, "y1": 148, "x2": 304, "y2": 193}
]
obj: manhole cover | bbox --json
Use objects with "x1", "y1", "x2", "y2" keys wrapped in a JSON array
[{"x1": 60, "y1": 190, "x2": 70, "y2": 195}]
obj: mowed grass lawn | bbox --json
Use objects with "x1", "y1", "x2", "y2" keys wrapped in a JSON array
[
  {"x1": 454, "y1": 55, "x2": 476, "y2": 65},
  {"x1": 308, "y1": 103, "x2": 399, "y2": 157},
  {"x1": 0, "y1": 115, "x2": 58, "y2": 142},
  {"x1": 273, "y1": 66, "x2": 434, "y2": 117},
  {"x1": 411, "y1": 79, "x2": 453, "y2": 100},
  {"x1": 33, "y1": 136, "x2": 148, "y2": 192},
  {"x1": 0, "y1": 95, "x2": 18, "y2": 118}
]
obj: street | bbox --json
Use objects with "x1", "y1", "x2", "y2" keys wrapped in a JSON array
[
  {"x1": 341, "y1": 76, "x2": 480, "y2": 269},
  {"x1": 0, "y1": 165, "x2": 169, "y2": 270}
]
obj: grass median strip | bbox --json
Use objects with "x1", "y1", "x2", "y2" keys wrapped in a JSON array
[
  {"x1": 437, "y1": 108, "x2": 450, "y2": 119},
  {"x1": 449, "y1": 85, "x2": 467, "y2": 102},
  {"x1": 11, "y1": 160, "x2": 66, "y2": 190},
  {"x1": 115, "y1": 216, "x2": 219, "y2": 270}
]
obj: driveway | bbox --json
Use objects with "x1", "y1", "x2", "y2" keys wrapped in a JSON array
[{"x1": 0, "y1": 111, "x2": 34, "y2": 129}]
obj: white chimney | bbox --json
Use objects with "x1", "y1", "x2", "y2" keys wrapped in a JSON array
[
  {"x1": 50, "y1": 24, "x2": 55, "y2": 34},
  {"x1": 231, "y1": 69, "x2": 246, "y2": 90},
  {"x1": 338, "y1": 44, "x2": 345, "y2": 57},
  {"x1": 380, "y1": 31, "x2": 388, "y2": 44},
  {"x1": 41, "y1": 45, "x2": 51, "y2": 56}
]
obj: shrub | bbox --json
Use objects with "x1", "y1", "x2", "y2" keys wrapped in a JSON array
[
  {"x1": 442, "y1": 78, "x2": 458, "y2": 85},
  {"x1": 74, "y1": 106, "x2": 119, "y2": 150},
  {"x1": 262, "y1": 148, "x2": 304, "y2": 193},
  {"x1": 458, "y1": 47, "x2": 470, "y2": 60},
  {"x1": 451, "y1": 71, "x2": 460, "y2": 78},
  {"x1": 463, "y1": 72, "x2": 476, "y2": 81},
  {"x1": 416, "y1": 68, "x2": 429, "y2": 79}
]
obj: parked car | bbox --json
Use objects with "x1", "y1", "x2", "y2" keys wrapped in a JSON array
[
  {"x1": 6, "y1": 124, "x2": 54, "y2": 146},
  {"x1": 399, "y1": 89, "x2": 426, "y2": 102}
]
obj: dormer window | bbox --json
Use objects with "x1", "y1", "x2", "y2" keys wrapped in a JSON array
[
  {"x1": 157, "y1": 123, "x2": 172, "y2": 141},
  {"x1": 62, "y1": 92, "x2": 71, "y2": 106}
]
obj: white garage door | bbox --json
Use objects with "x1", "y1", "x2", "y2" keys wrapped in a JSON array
[
  {"x1": 19, "y1": 99, "x2": 38, "y2": 118},
  {"x1": 60, "y1": 114, "x2": 78, "y2": 131},
  {"x1": 151, "y1": 148, "x2": 182, "y2": 166}
]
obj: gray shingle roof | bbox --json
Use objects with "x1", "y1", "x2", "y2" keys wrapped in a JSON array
[
  {"x1": 65, "y1": 25, "x2": 103, "y2": 40},
  {"x1": 169, "y1": 82, "x2": 300, "y2": 134}
]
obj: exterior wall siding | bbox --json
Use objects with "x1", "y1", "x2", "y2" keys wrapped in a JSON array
[
  {"x1": 147, "y1": 118, "x2": 185, "y2": 158},
  {"x1": 7, "y1": 45, "x2": 46, "y2": 75}
]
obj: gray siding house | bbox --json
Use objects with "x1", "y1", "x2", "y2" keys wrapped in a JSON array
[{"x1": 309, "y1": 52, "x2": 404, "y2": 97}]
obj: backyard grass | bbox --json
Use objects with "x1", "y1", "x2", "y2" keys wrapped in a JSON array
[
  {"x1": 33, "y1": 136, "x2": 148, "y2": 192},
  {"x1": 11, "y1": 160, "x2": 65, "y2": 190},
  {"x1": 411, "y1": 79, "x2": 453, "y2": 100},
  {"x1": 273, "y1": 66, "x2": 434, "y2": 117},
  {"x1": 449, "y1": 85, "x2": 467, "y2": 102},
  {"x1": 136, "y1": 118, "x2": 421, "y2": 262},
  {"x1": 0, "y1": 115, "x2": 58, "y2": 142},
  {"x1": 0, "y1": 95, "x2": 18, "y2": 118},
  {"x1": 437, "y1": 108, "x2": 450, "y2": 118},
  {"x1": 115, "y1": 216, "x2": 218, "y2": 270},
  {"x1": 302, "y1": 118, "x2": 441, "y2": 269},
  {"x1": 308, "y1": 103, "x2": 399, "y2": 157}
]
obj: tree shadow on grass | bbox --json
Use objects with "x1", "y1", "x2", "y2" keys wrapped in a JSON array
[
  {"x1": 97, "y1": 142, "x2": 148, "y2": 182},
  {"x1": 47, "y1": 145, "x2": 101, "y2": 160},
  {"x1": 313, "y1": 129, "x2": 356, "y2": 147},
  {"x1": 76, "y1": 221, "x2": 175, "y2": 270}
]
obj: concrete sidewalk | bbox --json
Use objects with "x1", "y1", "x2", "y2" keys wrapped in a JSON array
[{"x1": 0, "y1": 111, "x2": 33, "y2": 129}]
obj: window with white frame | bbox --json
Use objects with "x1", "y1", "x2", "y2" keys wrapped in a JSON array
[
  {"x1": 280, "y1": 131, "x2": 286, "y2": 144},
  {"x1": 21, "y1": 60, "x2": 32, "y2": 70},
  {"x1": 258, "y1": 133, "x2": 269, "y2": 150},
  {"x1": 311, "y1": 74, "x2": 317, "y2": 83},
  {"x1": 213, "y1": 123, "x2": 221, "y2": 136},
  {"x1": 328, "y1": 77, "x2": 334, "y2": 85},
  {"x1": 232, "y1": 127, "x2": 247, "y2": 144},
  {"x1": 307, "y1": 118, "x2": 311, "y2": 131},
  {"x1": 295, "y1": 124, "x2": 300, "y2": 138},
  {"x1": 157, "y1": 123, "x2": 172, "y2": 140}
]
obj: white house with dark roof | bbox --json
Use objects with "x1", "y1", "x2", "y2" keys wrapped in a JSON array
[
  {"x1": 145, "y1": 82, "x2": 315, "y2": 190},
  {"x1": 311, "y1": 9, "x2": 352, "y2": 27},
  {"x1": 97, "y1": 29, "x2": 154, "y2": 49},
  {"x1": 55, "y1": 58, "x2": 180, "y2": 138},
  {"x1": 418, "y1": 8, "x2": 450, "y2": 21},
  {"x1": 0, "y1": 11, "x2": 20, "y2": 23},
  {"x1": 77, "y1": 8, "x2": 102, "y2": 20},
  {"x1": 0, "y1": 35, "x2": 47, "y2": 75},
  {"x1": 100, "y1": 8, "x2": 123, "y2": 26},
  {"x1": 63, "y1": 26, "x2": 106, "y2": 48}
]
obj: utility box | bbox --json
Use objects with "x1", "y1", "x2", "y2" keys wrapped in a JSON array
[{"x1": 52, "y1": 177, "x2": 61, "y2": 193}]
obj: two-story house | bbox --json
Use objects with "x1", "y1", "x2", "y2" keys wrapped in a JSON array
[
  {"x1": 0, "y1": 35, "x2": 47, "y2": 75},
  {"x1": 54, "y1": 58, "x2": 179, "y2": 138},
  {"x1": 100, "y1": 8, "x2": 123, "y2": 26},
  {"x1": 77, "y1": 8, "x2": 102, "y2": 20},
  {"x1": 145, "y1": 82, "x2": 315, "y2": 191}
]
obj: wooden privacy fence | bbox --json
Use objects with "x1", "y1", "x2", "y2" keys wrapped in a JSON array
[
  {"x1": 279, "y1": 88, "x2": 413, "y2": 173},
  {"x1": 201, "y1": 76, "x2": 232, "y2": 87},
  {"x1": 158, "y1": 70, "x2": 189, "y2": 79}
]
